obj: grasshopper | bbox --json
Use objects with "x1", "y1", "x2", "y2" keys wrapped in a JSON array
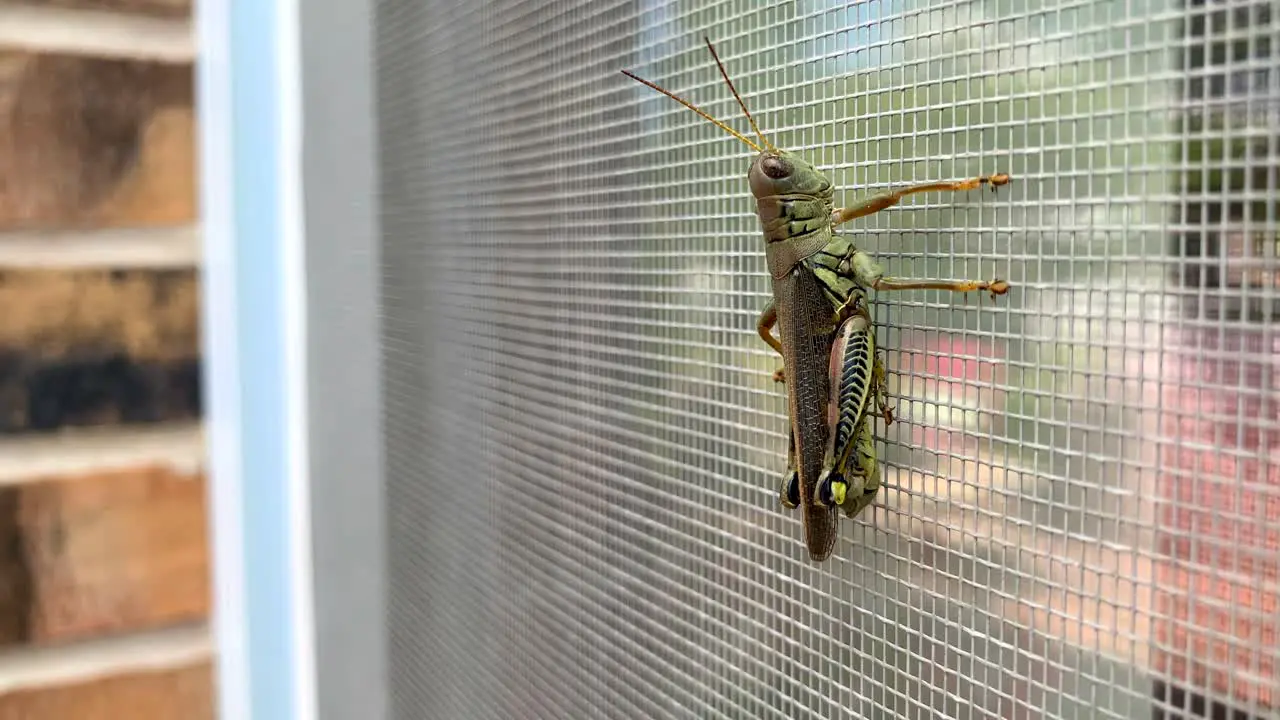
[{"x1": 623, "y1": 39, "x2": 1010, "y2": 561}]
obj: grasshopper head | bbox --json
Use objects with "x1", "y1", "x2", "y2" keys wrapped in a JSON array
[{"x1": 748, "y1": 150, "x2": 833, "y2": 200}]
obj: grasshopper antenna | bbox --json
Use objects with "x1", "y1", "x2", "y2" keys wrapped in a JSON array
[
  {"x1": 702, "y1": 36, "x2": 777, "y2": 154},
  {"x1": 621, "y1": 69, "x2": 762, "y2": 153}
]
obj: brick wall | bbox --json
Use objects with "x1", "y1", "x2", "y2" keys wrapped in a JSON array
[{"x1": 0, "y1": 3, "x2": 211, "y2": 717}]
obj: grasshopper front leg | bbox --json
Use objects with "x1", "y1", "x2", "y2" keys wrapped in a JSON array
[
  {"x1": 872, "y1": 276, "x2": 1010, "y2": 296},
  {"x1": 831, "y1": 173, "x2": 1011, "y2": 226}
]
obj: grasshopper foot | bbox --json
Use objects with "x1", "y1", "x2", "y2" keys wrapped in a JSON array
[
  {"x1": 779, "y1": 470, "x2": 800, "y2": 509},
  {"x1": 880, "y1": 404, "x2": 895, "y2": 426},
  {"x1": 987, "y1": 279, "x2": 1010, "y2": 298},
  {"x1": 772, "y1": 367, "x2": 786, "y2": 384}
]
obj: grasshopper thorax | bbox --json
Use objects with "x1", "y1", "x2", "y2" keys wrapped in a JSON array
[{"x1": 748, "y1": 150, "x2": 835, "y2": 202}]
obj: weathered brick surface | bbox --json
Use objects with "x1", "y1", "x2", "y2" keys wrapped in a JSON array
[
  {"x1": 93, "y1": 105, "x2": 196, "y2": 228},
  {"x1": 0, "y1": 659, "x2": 212, "y2": 720},
  {"x1": 0, "y1": 52, "x2": 194, "y2": 231},
  {"x1": 0, "y1": 52, "x2": 201, "y2": 432},
  {"x1": 0, "y1": 270, "x2": 197, "y2": 360},
  {"x1": 0, "y1": 465, "x2": 208, "y2": 648},
  {"x1": 0, "y1": 8, "x2": 206, "y2": 717},
  {"x1": 0, "y1": 269, "x2": 200, "y2": 433}
]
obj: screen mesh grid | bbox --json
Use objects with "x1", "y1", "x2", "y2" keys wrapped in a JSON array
[{"x1": 376, "y1": 1, "x2": 1278, "y2": 718}]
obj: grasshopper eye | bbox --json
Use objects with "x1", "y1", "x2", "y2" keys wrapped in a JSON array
[{"x1": 761, "y1": 156, "x2": 793, "y2": 179}]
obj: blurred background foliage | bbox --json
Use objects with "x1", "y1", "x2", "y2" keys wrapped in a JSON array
[
  {"x1": 527, "y1": 0, "x2": 1280, "y2": 712},
  {"x1": 629, "y1": 0, "x2": 1185, "y2": 510}
]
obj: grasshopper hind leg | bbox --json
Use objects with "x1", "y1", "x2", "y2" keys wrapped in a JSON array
[
  {"x1": 831, "y1": 418, "x2": 881, "y2": 518},
  {"x1": 815, "y1": 416, "x2": 881, "y2": 518},
  {"x1": 840, "y1": 349, "x2": 890, "y2": 516},
  {"x1": 812, "y1": 311, "x2": 884, "y2": 517},
  {"x1": 778, "y1": 431, "x2": 801, "y2": 509},
  {"x1": 779, "y1": 469, "x2": 801, "y2": 509}
]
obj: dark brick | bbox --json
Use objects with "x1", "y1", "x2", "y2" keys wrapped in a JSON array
[{"x1": 0, "y1": 269, "x2": 200, "y2": 434}]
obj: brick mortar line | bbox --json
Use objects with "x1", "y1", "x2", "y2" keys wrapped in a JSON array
[
  {"x1": 0, "y1": 225, "x2": 200, "y2": 270},
  {"x1": 0, "y1": 623, "x2": 210, "y2": 694},
  {"x1": 0, "y1": 4, "x2": 193, "y2": 63},
  {"x1": 0, "y1": 422, "x2": 204, "y2": 486}
]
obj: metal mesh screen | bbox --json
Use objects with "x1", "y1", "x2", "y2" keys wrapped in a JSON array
[{"x1": 376, "y1": 1, "x2": 1278, "y2": 718}]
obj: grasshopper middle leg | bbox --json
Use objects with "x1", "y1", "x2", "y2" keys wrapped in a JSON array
[
  {"x1": 757, "y1": 299, "x2": 788, "y2": 383},
  {"x1": 758, "y1": 299, "x2": 805, "y2": 509},
  {"x1": 846, "y1": 245, "x2": 1010, "y2": 299},
  {"x1": 872, "y1": 276, "x2": 1010, "y2": 296}
]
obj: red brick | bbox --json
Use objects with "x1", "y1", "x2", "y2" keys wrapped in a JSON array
[
  {"x1": 0, "y1": 52, "x2": 194, "y2": 231},
  {"x1": 0, "y1": 463, "x2": 209, "y2": 647}
]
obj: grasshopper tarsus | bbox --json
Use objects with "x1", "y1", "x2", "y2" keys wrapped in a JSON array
[{"x1": 772, "y1": 368, "x2": 787, "y2": 384}]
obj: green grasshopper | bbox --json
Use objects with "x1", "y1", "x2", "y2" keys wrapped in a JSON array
[{"x1": 623, "y1": 38, "x2": 1010, "y2": 561}]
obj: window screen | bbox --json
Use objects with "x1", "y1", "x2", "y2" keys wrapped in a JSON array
[{"x1": 376, "y1": 1, "x2": 1278, "y2": 718}]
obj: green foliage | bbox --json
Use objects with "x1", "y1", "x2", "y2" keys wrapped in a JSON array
[{"x1": 1176, "y1": 113, "x2": 1277, "y2": 218}]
